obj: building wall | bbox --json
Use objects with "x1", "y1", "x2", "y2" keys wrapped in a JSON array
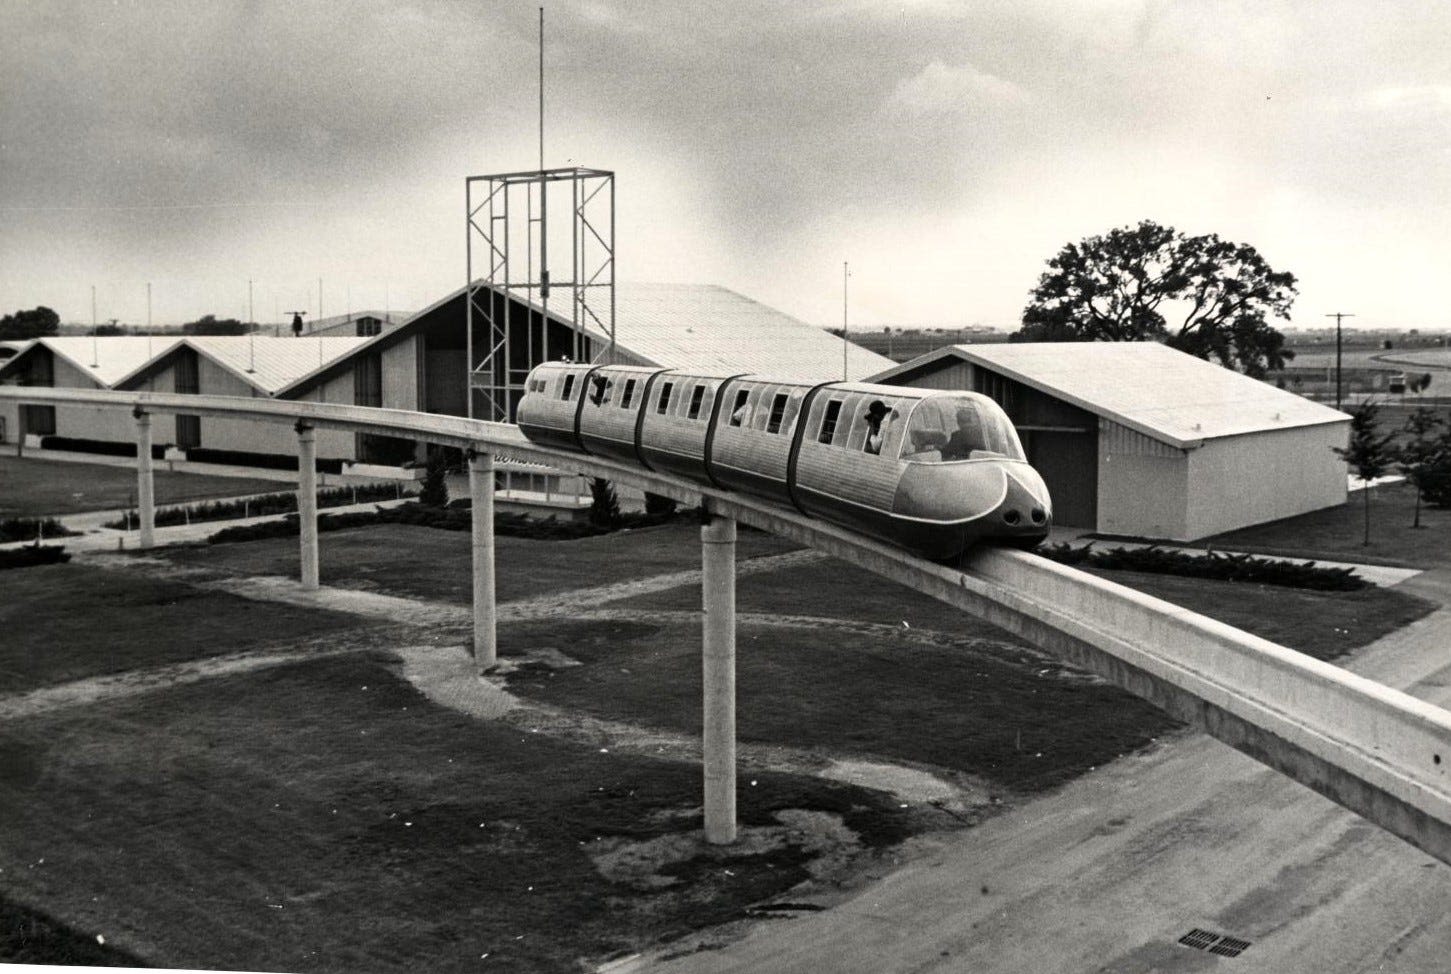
[
  {"x1": 51, "y1": 355, "x2": 136, "y2": 443},
  {"x1": 381, "y1": 339, "x2": 419, "y2": 411},
  {"x1": 307, "y1": 370, "x2": 360, "y2": 459},
  {"x1": 1185, "y1": 423, "x2": 1349, "y2": 539},
  {"x1": 1097, "y1": 421, "x2": 1190, "y2": 539}
]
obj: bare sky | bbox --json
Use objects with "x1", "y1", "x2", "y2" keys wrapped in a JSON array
[{"x1": 3, "y1": 0, "x2": 1450, "y2": 330}]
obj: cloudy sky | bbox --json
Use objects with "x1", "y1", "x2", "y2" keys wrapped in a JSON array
[{"x1": 3, "y1": 0, "x2": 1450, "y2": 331}]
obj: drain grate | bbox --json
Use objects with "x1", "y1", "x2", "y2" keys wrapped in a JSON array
[
  {"x1": 1209, "y1": 937, "x2": 1253, "y2": 958},
  {"x1": 1178, "y1": 928, "x2": 1252, "y2": 958}
]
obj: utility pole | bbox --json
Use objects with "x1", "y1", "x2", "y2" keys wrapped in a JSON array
[
  {"x1": 1326, "y1": 312, "x2": 1356, "y2": 411},
  {"x1": 247, "y1": 279, "x2": 257, "y2": 373},
  {"x1": 91, "y1": 285, "x2": 98, "y2": 367},
  {"x1": 842, "y1": 261, "x2": 850, "y2": 381}
]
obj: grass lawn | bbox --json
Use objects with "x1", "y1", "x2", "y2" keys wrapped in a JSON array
[
  {"x1": 0, "y1": 654, "x2": 913, "y2": 973},
  {"x1": 0, "y1": 563, "x2": 384, "y2": 691},
  {"x1": 0, "y1": 455, "x2": 283, "y2": 517},
  {"x1": 157, "y1": 522, "x2": 800, "y2": 605},
  {"x1": 1207, "y1": 481, "x2": 1451, "y2": 569},
  {"x1": 499, "y1": 615, "x2": 1177, "y2": 793},
  {"x1": 613, "y1": 555, "x2": 1435, "y2": 663}
]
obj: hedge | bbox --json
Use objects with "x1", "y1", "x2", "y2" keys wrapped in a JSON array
[
  {"x1": 0, "y1": 545, "x2": 71, "y2": 571},
  {"x1": 0, "y1": 517, "x2": 79, "y2": 544},
  {"x1": 1037, "y1": 542, "x2": 1366, "y2": 591},
  {"x1": 103, "y1": 482, "x2": 412, "y2": 530}
]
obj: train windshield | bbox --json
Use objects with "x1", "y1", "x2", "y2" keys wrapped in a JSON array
[{"x1": 899, "y1": 396, "x2": 1025, "y2": 462}]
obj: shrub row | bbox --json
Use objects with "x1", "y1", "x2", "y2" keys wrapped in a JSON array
[
  {"x1": 103, "y1": 482, "x2": 413, "y2": 529},
  {"x1": 38, "y1": 436, "x2": 166, "y2": 459},
  {"x1": 1037, "y1": 542, "x2": 1366, "y2": 591},
  {"x1": 0, "y1": 516, "x2": 79, "y2": 543},
  {"x1": 206, "y1": 502, "x2": 697, "y2": 545},
  {"x1": 0, "y1": 544, "x2": 71, "y2": 571}
]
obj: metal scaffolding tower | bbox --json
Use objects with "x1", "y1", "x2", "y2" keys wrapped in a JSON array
[{"x1": 465, "y1": 166, "x2": 615, "y2": 421}]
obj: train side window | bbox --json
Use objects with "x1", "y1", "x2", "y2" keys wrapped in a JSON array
[
  {"x1": 561, "y1": 375, "x2": 576, "y2": 401},
  {"x1": 621, "y1": 378, "x2": 637, "y2": 409},
  {"x1": 687, "y1": 384, "x2": 706, "y2": 420},
  {"x1": 657, "y1": 382, "x2": 674, "y2": 414},
  {"x1": 765, "y1": 393, "x2": 789, "y2": 434},
  {"x1": 818, "y1": 400, "x2": 843, "y2": 444},
  {"x1": 728, "y1": 389, "x2": 750, "y2": 427}
]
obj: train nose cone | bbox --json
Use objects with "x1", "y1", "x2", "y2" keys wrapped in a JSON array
[{"x1": 1003, "y1": 464, "x2": 1052, "y2": 530}]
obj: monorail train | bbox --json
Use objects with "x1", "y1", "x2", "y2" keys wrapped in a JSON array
[{"x1": 516, "y1": 362, "x2": 1052, "y2": 559}]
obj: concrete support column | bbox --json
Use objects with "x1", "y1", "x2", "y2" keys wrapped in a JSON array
[
  {"x1": 134, "y1": 409, "x2": 155, "y2": 549},
  {"x1": 701, "y1": 514, "x2": 738, "y2": 845},
  {"x1": 469, "y1": 449, "x2": 497, "y2": 672},
  {"x1": 296, "y1": 422, "x2": 319, "y2": 590}
]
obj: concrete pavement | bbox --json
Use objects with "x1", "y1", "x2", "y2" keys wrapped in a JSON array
[{"x1": 649, "y1": 573, "x2": 1451, "y2": 974}]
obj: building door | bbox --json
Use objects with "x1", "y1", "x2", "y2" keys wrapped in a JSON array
[
  {"x1": 1022, "y1": 428, "x2": 1097, "y2": 529},
  {"x1": 174, "y1": 348, "x2": 200, "y2": 449}
]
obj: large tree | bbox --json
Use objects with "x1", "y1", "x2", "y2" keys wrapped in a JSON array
[
  {"x1": 1016, "y1": 220, "x2": 1297, "y2": 377},
  {"x1": 181, "y1": 314, "x2": 248, "y2": 336},
  {"x1": 0, "y1": 306, "x2": 60, "y2": 340}
]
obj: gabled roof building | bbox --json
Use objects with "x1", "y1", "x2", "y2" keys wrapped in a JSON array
[{"x1": 871, "y1": 342, "x2": 1351, "y2": 541}]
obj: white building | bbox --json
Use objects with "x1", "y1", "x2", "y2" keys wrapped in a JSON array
[{"x1": 871, "y1": 342, "x2": 1351, "y2": 541}]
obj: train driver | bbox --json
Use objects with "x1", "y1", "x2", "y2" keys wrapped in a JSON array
[{"x1": 940, "y1": 407, "x2": 988, "y2": 460}]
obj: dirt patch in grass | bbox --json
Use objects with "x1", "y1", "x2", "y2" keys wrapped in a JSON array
[
  {"x1": 0, "y1": 563, "x2": 383, "y2": 691},
  {"x1": 0, "y1": 653, "x2": 915, "y2": 973},
  {"x1": 155, "y1": 521, "x2": 801, "y2": 605},
  {"x1": 497, "y1": 616, "x2": 1176, "y2": 794},
  {"x1": 1207, "y1": 482, "x2": 1451, "y2": 569},
  {"x1": 0, "y1": 455, "x2": 282, "y2": 517}
]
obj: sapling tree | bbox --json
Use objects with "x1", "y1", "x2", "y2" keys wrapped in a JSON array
[
  {"x1": 1397, "y1": 407, "x2": 1447, "y2": 528},
  {"x1": 419, "y1": 451, "x2": 449, "y2": 508},
  {"x1": 1332, "y1": 401, "x2": 1398, "y2": 545},
  {"x1": 589, "y1": 478, "x2": 621, "y2": 528}
]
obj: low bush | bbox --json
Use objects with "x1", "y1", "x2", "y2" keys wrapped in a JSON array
[
  {"x1": 1037, "y1": 542, "x2": 1366, "y2": 591},
  {"x1": 104, "y1": 482, "x2": 411, "y2": 529},
  {"x1": 0, "y1": 544, "x2": 71, "y2": 571},
  {"x1": 0, "y1": 516, "x2": 78, "y2": 543},
  {"x1": 206, "y1": 502, "x2": 698, "y2": 545}
]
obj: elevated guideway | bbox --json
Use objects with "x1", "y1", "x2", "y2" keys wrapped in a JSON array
[{"x1": 4, "y1": 386, "x2": 1450, "y2": 864}]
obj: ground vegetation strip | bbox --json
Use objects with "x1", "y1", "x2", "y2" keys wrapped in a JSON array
[
  {"x1": 0, "y1": 456, "x2": 282, "y2": 517},
  {"x1": 0, "y1": 522, "x2": 1435, "y2": 971}
]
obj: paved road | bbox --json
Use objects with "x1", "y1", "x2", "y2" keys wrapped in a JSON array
[{"x1": 652, "y1": 574, "x2": 1451, "y2": 974}]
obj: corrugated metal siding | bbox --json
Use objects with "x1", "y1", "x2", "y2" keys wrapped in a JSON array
[
  {"x1": 1101, "y1": 420, "x2": 1181, "y2": 458},
  {"x1": 795, "y1": 441, "x2": 900, "y2": 510}
]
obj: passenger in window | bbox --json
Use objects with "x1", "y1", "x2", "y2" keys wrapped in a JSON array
[
  {"x1": 730, "y1": 400, "x2": 751, "y2": 427},
  {"x1": 589, "y1": 374, "x2": 610, "y2": 406},
  {"x1": 863, "y1": 400, "x2": 891, "y2": 455},
  {"x1": 940, "y1": 406, "x2": 988, "y2": 460}
]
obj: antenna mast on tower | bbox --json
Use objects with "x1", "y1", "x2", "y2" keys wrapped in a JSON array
[{"x1": 464, "y1": 5, "x2": 615, "y2": 423}]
